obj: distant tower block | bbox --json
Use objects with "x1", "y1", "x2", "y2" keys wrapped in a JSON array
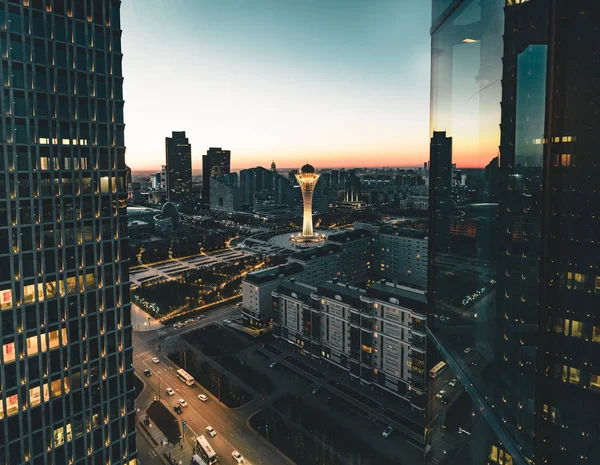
[{"x1": 294, "y1": 163, "x2": 323, "y2": 241}]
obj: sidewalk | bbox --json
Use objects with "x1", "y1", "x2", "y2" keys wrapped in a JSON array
[
  {"x1": 131, "y1": 303, "x2": 164, "y2": 332},
  {"x1": 135, "y1": 378, "x2": 194, "y2": 465}
]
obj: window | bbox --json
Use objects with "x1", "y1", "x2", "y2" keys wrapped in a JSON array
[
  {"x1": 570, "y1": 320, "x2": 583, "y2": 338},
  {"x1": 29, "y1": 384, "x2": 50, "y2": 407},
  {"x1": 569, "y1": 367, "x2": 580, "y2": 384},
  {"x1": 590, "y1": 374, "x2": 600, "y2": 392},
  {"x1": 593, "y1": 326, "x2": 600, "y2": 343},
  {"x1": 3, "y1": 341, "x2": 16, "y2": 363},
  {"x1": 23, "y1": 283, "x2": 44, "y2": 304},
  {"x1": 53, "y1": 424, "x2": 72, "y2": 447},
  {"x1": 1, "y1": 289, "x2": 14, "y2": 309}
]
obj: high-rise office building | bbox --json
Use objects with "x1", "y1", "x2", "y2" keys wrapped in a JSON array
[
  {"x1": 201, "y1": 147, "x2": 230, "y2": 203},
  {"x1": 428, "y1": 1, "x2": 600, "y2": 465},
  {"x1": 0, "y1": 1, "x2": 136, "y2": 465},
  {"x1": 165, "y1": 131, "x2": 192, "y2": 202}
]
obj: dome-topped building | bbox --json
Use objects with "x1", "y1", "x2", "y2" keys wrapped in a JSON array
[
  {"x1": 300, "y1": 163, "x2": 316, "y2": 174},
  {"x1": 161, "y1": 202, "x2": 180, "y2": 225}
]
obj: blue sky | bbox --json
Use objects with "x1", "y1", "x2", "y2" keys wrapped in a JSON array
[{"x1": 121, "y1": 0, "x2": 431, "y2": 170}]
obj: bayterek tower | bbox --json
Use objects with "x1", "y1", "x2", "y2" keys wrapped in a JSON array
[{"x1": 293, "y1": 163, "x2": 325, "y2": 242}]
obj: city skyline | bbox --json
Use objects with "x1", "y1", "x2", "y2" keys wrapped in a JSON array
[{"x1": 121, "y1": 0, "x2": 437, "y2": 171}]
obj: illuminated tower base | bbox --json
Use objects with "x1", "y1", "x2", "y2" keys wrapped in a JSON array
[{"x1": 293, "y1": 163, "x2": 325, "y2": 243}]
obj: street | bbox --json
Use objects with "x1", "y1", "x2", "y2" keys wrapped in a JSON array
[{"x1": 134, "y1": 304, "x2": 290, "y2": 465}]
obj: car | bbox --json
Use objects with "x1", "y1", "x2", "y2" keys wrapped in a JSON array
[
  {"x1": 464, "y1": 347, "x2": 472, "y2": 354},
  {"x1": 198, "y1": 394, "x2": 208, "y2": 402},
  {"x1": 152, "y1": 357, "x2": 160, "y2": 363},
  {"x1": 436, "y1": 390, "x2": 446, "y2": 399},
  {"x1": 179, "y1": 399, "x2": 188, "y2": 408},
  {"x1": 469, "y1": 360, "x2": 478, "y2": 367},
  {"x1": 440, "y1": 395, "x2": 449, "y2": 405},
  {"x1": 144, "y1": 369, "x2": 151, "y2": 377},
  {"x1": 206, "y1": 426, "x2": 216, "y2": 437},
  {"x1": 269, "y1": 362, "x2": 277, "y2": 369},
  {"x1": 236, "y1": 302, "x2": 242, "y2": 307},
  {"x1": 174, "y1": 405, "x2": 182, "y2": 414},
  {"x1": 166, "y1": 388, "x2": 175, "y2": 396},
  {"x1": 312, "y1": 387, "x2": 319, "y2": 395},
  {"x1": 231, "y1": 451, "x2": 244, "y2": 463},
  {"x1": 382, "y1": 426, "x2": 393, "y2": 438},
  {"x1": 449, "y1": 378, "x2": 458, "y2": 387}
]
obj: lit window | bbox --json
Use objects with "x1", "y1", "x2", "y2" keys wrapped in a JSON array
[
  {"x1": 23, "y1": 283, "x2": 44, "y2": 304},
  {"x1": 53, "y1": 424, "x2": 72, "y2": 447},
  {"x1": 0, "y1": 289, "x2": 12, "y2": 308},
  {"x1": 588, "y1": 373, "x2": 600, "y2": 392},
  {"x1": 593, "y1": 326, "x2": 600, "y2": 343},
  {"x1": 569, "y1": 367, "x2": 580, "y2": 385},
  {"x1": 29, "y1": 384, "x2": 50, "y2": 407},
  {"x1": 570, "y1": 321, "x2": 583, "y2": 338}
]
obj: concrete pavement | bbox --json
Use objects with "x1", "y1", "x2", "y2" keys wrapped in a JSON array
[{"x1": 132, "y1": 303, "x2": 164, "y2": 332}]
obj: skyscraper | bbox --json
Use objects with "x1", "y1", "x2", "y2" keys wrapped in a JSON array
[
  {"x1": 428, "y1": 1, "x2": 600, "y2": 464},
  {"x1": 201, "y1": 147, "x2": 230, "y2": 203},
  {"x1": 165, "y1": 131, "x2": 192, "y2": 202},
  {"x1": 0, "y1": 1, "x2": 136, "y2": 465}
]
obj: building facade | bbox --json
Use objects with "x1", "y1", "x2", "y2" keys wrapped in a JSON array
[
  {"x1": 165, "y1": 131, "x2": 192, "y2": 202},
  {"x1": 209, "y1": 173, "x2": 241, "y2": 212},
  {"x1": 0, "y1": 1, "x2": 136, "y2": 464},
  {"x1": 201, "y1": 147, "x2": 230, "y2": 204},
  {"x1": 272, "y1": 279, "x2": 428, "y2": 444},
  {"x1": 428, "y1": 1, "x2": 600, "y2": 465}
]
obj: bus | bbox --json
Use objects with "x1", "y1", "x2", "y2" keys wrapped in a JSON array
[
  {"x1": 176, "y1": 369, "x2": 195, "y2": 386},
  {"x1": 196, "y1": 435, "x2": 217, "y2": 464},
  {"x1": 429, "y1": 361, "x2": 447, "y2": 379}
]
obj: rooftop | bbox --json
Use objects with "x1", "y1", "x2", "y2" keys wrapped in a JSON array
[
  {"x1": 317, "y1": 280, "x2": 365, "y2": 308},
  {"x1": 290, "y1": 243, "x2": 341, "y2": 262},
  {"x1": 378, "y1": 226, "x2": 427, "y2": 239},
  {"x1": 365, "y1": 281, "x2": 427, "y2": 315},
  {"x1": 273, "y1": 280, "x2": 316, "y2": 305},
  {"x1": 244, "y1": 262, "x2": 304, "y2": 285},
  {"x1": 327, "y1": 229, "x2": 372, "y2": 244}
]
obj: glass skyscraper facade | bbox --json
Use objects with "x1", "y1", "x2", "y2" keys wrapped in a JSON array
[
  {"x1": 0, "y1": 1, "x2": 136, "y2": 464},
  {"x1": 428, "y1": 1, "x2": 600, "y2": 464},
  {"x1": 202, "y1": 146, "x2": 230, "y2": 204},
  {"x1": 165, "y1": 130, "x2": 191, "y2": 203}
]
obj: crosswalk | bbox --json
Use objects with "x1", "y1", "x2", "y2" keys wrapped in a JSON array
[{"x1": 135, "y1": 350, "x2": 154, "y2": 358}]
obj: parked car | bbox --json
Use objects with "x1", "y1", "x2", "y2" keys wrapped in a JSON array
[
  {"x1": 382, "y1": 426, "x2": 393, "y2": 438},
  {"x1": 151, "y1": 357, "x2": 160, "y2": 364},
  {"x1": 166, "y1": 388, "x2": 175, "y2": 396},
  {"x1": 231, "y1": 450, "x2": 244, "y2": 463},
  {"x1": 206, "y1": 426, "x2": 216, "y2": 437},
  {"x1": 179, "y1": 399, "x2": 188, "y2": 408},
  {"x1": 143, "y1": 369, "x2": 151, "y2": 377},
  {"x1": 198, "y1": 394, "x2": 208, "y2": 402}
]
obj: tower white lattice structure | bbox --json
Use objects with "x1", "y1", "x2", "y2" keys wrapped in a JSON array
[{"x1": 295, "y1": 163, "x2": 320, "y2": 240}]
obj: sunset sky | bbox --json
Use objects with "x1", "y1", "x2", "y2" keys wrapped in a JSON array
[{"x1": 121, "y1": 0, "x2": 433, "y2": 171}]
